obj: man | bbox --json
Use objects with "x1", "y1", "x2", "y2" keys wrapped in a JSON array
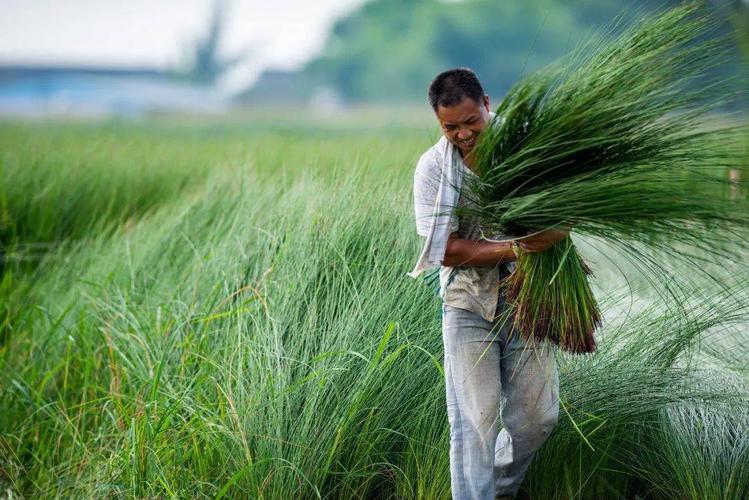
[{"x1": 409, "y1": 68, "x2": 567, "y2": 500}]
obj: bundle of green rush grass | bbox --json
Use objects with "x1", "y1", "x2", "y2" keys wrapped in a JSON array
[{"x1": 459, "y1": 3, "x2": 749, "y2": 354}]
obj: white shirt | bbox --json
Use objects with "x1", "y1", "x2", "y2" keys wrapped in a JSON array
[{"x1": 409, "y1": 113, "x2": 513, "y2": 321}]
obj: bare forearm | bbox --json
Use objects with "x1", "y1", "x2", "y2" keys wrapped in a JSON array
[{"x1": 442, "y1": 236, "x2": 516, "y2": 267}]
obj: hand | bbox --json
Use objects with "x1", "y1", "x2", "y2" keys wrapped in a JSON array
[{"x1": 516, "y1": 229, "x2": 569, "y2": 253}]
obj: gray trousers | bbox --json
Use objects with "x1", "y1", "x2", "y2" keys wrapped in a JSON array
[{"x1": 442, "y1": 296, "x2": 559, "y2": 499}]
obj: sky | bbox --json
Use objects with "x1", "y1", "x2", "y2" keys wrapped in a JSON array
[{"x1": 0, "y1": 0, "x2": 367, "y2": 94}]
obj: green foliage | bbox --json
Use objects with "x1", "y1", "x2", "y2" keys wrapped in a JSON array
[
  {"x1": 461, "y1": 3, "x2": 749, "y2": 353},
  {"x1": 0, "y1": 118, "x2": 747, "y2": 498},
  {"x1": 469, "y1": 4, "x2": 749, "y2": 242}
]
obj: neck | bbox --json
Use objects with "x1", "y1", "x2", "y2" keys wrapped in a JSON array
[{"x1": 460, "y1": 148, "x2": 476, "y2": 171}]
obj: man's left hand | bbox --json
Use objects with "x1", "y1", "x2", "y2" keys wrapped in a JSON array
[{"x1": 517, "y1": 229, "x2": 569, "y2": 253}]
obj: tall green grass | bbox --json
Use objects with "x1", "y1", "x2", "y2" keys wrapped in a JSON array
[
  {"x1": 0, "y1": 120, "x2": 747, "y2": 498},
  {"x1": 465, "y1": 3, "x2": 749, "y2": 353}
]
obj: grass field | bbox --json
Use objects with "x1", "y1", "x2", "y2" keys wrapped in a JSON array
[{"x1": 1, "y1": 115, "x2": 748, "y2": 499}]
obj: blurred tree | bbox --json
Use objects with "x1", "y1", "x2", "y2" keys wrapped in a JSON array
[
  {"x1": 177, "y1": 0, "x2": 249, "y2": 86},
  {"x1": 299, "y1": 0, "x2": 640, "y2": 103},
  {"x1": 243, "y1": 0, "x2": 744, "y2": 104}
]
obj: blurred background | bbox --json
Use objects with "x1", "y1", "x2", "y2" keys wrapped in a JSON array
[{"x1": 1, "y1": 0, "x2": 748, "y2": 120}]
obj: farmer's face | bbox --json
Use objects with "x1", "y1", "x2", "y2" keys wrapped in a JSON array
[{"x1": 435, "y1": 95, "x2": 491, "y2": 156}]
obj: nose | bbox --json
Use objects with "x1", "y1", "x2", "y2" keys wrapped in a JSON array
[{"x1": 457, "y1": 129, "x2": 471, "y2": 140}]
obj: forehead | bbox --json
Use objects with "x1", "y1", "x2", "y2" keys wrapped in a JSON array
[{"x1": 436, "y1": 97, "x2": 482, "y2": 124}]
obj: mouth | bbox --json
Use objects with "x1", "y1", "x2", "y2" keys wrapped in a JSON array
[{"x1": 458, "y1": 136, "x2": 476, "y2": 148}]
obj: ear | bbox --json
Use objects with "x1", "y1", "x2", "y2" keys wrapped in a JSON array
[{"x1": 482, "y1": 94, "x2": 490, "y2": 112}]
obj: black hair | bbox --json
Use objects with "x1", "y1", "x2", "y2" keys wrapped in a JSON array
[{"x1": 428, "y1": 68, "x2": 485, "y2": 111}]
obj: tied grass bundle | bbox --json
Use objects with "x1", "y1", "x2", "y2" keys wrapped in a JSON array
[
  {"x1": 507, "y1": 237, "x2": 599, "y2": 353},
  {"x1": 461, "y1": 3, "x2": 749, "y2": 354}
]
